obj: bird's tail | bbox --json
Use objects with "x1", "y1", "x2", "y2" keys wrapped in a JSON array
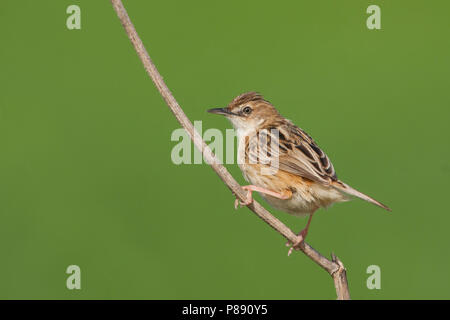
[{"x1": 332, "y1": 181, "x2": 391, "y2": 212}]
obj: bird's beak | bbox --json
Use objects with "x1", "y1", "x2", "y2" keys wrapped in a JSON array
[{"x1": 207, "y1": 107, "x2": 232, "y2": 116}]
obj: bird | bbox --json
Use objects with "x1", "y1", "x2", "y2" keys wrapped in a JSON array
[{"x1": 208, "y1": 92, "x2": 390, "y2": 255}]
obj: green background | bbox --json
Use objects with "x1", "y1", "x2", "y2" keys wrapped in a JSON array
[{"x1": 0, "y1": 0, "x2": 449, "y2": 299}]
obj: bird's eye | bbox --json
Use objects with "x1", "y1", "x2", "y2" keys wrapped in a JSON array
[{"x1": 242, "y1": 106, "x2": 252, "y2": 115}]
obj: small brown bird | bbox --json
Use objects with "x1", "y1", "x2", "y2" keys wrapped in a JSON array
[{"x1": 208, "y1": 92, "x2": 390, "y2": 255}]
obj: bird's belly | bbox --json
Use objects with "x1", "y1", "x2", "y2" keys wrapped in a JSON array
[
  {"x1": 242, "y1": 165, "x2": 348, "y2": 217},
  {"x1": 263, "y1": 194, "x2": 318, "y2": 217}
]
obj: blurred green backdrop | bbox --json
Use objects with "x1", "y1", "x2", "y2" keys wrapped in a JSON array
[{"x1": 0, "y1": 0, "x2": 449, "y2": 299}]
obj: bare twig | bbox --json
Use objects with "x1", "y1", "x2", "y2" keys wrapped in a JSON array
[
  {"x1": 331, "y1": 253, "x2": 351, "y2": 300},
  {"x1": 110, "y1": 0, "x2": 350, "y2": 300}
]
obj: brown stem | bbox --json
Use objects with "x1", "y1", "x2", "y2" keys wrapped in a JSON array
[{"x1": 110, "y1": 0, "x2": 350, "y2": 300}]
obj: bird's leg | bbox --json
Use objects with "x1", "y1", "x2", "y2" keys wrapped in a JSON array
[
  {"x1": 234, "y1": 185, "x2": 291, "y2": 209},
  {"x1": 287, "y1": 211, "x2": 315, "y2": 256}
]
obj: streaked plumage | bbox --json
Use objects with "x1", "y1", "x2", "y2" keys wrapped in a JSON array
[{"x1": 208, "y1": 92, "x2": 390, "y2": 253}]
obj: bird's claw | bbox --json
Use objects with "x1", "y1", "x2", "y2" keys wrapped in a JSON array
[
  {"x1": 286, "y1": 229, "x2": 308, "y2": 256},
  {"x1": 234, "y1": 188, "x2": 253, "y2": 209}
]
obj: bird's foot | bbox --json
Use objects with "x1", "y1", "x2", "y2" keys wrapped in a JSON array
[
  {"x1": 234, "y1": 186, "x2": 254, "y2": 209},
  {"x1": 286, "y1": 228, "x2": 308, "y2": 256},
  {"x1": 285, "y1": 212, "x2": 315, "y2": 256},
  {"x1": 234, "y1": 185, "x2": 291, "y2": 209}
]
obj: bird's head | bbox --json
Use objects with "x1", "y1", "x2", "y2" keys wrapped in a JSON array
[{"x1": 207, "y1": 92, "x2": 282, "y2": 131}]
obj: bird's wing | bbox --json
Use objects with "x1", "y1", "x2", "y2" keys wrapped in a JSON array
[
  {"x1": 247, "y1": 122, "x2": 391, "y2": 211},
  {"x1": 249, "y1": 122, "x2": 337, "y2": 185}
]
